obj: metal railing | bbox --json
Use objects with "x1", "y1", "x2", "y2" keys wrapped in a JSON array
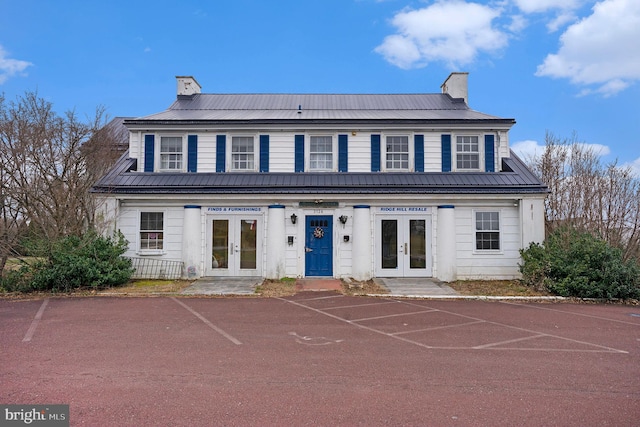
[{"x1": 127, "y1": 257, "x2": 183, "y2": 280}]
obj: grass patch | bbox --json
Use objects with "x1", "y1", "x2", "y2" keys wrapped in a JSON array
[
  {"x1": 98, "y1": 279, "x2": 194, "y2": 295},
  {"x1": 342, "y1": 279, "x2": 388, "y2": 295},
  {"x1": 449, "y1": 280, "x2": 550, "y2": 296},
  {"x1": 255, "y1": 279, "x2": 297, "y2": 297}
]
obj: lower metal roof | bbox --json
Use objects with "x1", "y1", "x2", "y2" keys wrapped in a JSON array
[{"x1": 91, "y1": 151, "x2": 548, "y2": 196}]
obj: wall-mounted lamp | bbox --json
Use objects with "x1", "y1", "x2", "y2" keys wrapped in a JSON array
[
  {"x1": 290, "y1": 213, "x2": 297, "y2": 224},
  {"x1": 339, "y1": 215, "x2": 348, "y2": 225}
]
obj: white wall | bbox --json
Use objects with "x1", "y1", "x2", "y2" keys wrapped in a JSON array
[
  {"x1": 453, "y1": 205, "x2": 523, "y2": 280},
  {"x1": 127, "y1": 128, "x2": 512, "y2": 174}
]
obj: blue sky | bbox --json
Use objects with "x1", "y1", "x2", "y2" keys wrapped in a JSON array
[{"x1": 1, "y1": 0, "x2": 639, "y2": 173}]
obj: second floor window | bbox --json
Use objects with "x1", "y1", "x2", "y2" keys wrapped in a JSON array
[
  {"x1": 456, "y1": 135, "x2": 479, "y2": 170},
  {"x1": 310, "y1": 136, "x2": 333, "y2": 170},
  {"x1": 386, "y1": 136, "x2": 409, "y2": 170},
  {"x1": 232, "y1": 136, "x2": 255, "y2": 170},
  {"x1": 160, "y1": 136, "x2": 183, "y2": 170}
]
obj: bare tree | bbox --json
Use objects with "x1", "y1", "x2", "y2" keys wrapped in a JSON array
[
  {"x1": 0, "y1": 91, "x2": 113, "y2": 272},
  {"x1": 527, "y1": 132, "x2": 640, "y2": 261}
]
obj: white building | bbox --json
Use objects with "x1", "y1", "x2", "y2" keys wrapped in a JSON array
[{"x1": 92, "y1": 73, "x2": 547, "y2": 282}]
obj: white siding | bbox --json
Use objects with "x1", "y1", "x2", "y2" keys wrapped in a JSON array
[
  {"x1": 129, "y1": 132, "x2": 140, "y2": 161},
  {"x1": 424, "y1": 133, "x2": 442, "y2": 172},
  {"x1": 198, "y1": 133, "x2": 217, "y2": 173},
  {"x1": 270, "y1": 133, "x2": 296, "y2": 172},
  {"x1": 117, "y1": 206, "x2": 184, "y2": 261},
  {"x1": 454, "y1": 206, "x2": 522, "y2": 280},
  {"x1": 349, "y1": 133, "x2": 372, "y2": 172}
]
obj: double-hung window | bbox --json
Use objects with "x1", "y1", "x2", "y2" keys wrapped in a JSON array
[
  {"x1": 475, "y1": 211, "x2": 500, "y2": 251},
  {"x1": 386, "y1": 136, "x2": 409, "y2": 170},
  {"x1": 160, "y1": 136, "x2": 183, "y2": 171},
  {"x1": 310, "y1": 136, "x2": 333, "y2": 171},
  {"x1": 456, "y1": 135, "x2": 480, "y2": 170},
  {"x1": 232, "y1": 136, "x2": 255, "y2": 170},
  {"x1": 140, "y1": 212, "x2": 164, "y2": 252}
]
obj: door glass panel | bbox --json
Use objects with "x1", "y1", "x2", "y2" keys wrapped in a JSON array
[
  {"x1": 240, "y1": 220, "x2": 257, "y2": 269},
  {"x1": 381, "y1": 220, "x2": 398, "y2": 268},
  {"x1": 409, "y1": 220, "x2": 426, "y2": 269},
  {"x1": 212, "y1": 220, "x2": 228, "y2": 269}
]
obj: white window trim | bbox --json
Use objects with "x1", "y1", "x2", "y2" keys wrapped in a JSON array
[
  {"x1": 453, "y1": 133, "x2": 484, "y2": 172},
  {"x1": 381, "y1": 133, "x2": 413, "y2": 172},
  {"x1": 228, "y1": 134, "x2": 258, "y2": 172},
  {"x1": 157, "y1": 134, "x2": 187, "y2": 172},
  {"x1": 137, "y1": 210, "x2": 166, "y2": 255},
  {"x1": 306, "y1": 134, "x2": 337, "y2": 172},
  {"x1": 472, "y1": 209, "x2": 503, "y2": 254}
]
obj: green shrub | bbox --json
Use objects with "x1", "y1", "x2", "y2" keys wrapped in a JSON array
[
  {"x1": 2, "y1": 231, "x2": 133, "y2": 293},
  {"x1": 519, "y1": 227, "x2": 640, "y2": 300}
]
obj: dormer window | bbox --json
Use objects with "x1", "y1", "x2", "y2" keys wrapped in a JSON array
[
  {"x1": 456, "y1": 135, "x2": 480, "y2": 170},
  {"x1": 231, "y1": 136, "x2": 255, "y2": 171},
  {"x1": 160, "y1": 136, "x2": 183, "y2": 171},
  {"x1": 310, "y1": 136, "x2": 333, "y2": 171},
  {"x1": 385, "y1": 135, "x2": 409, "y2": 170}
]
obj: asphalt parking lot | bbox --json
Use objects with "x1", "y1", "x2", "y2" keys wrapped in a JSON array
[{"x1": 1, "y1": 293, "x2": 639, "y2": 426}]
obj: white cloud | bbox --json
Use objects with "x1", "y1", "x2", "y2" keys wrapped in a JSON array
[
  {"x1": 535, "y1": 0, "x2": 640, "y2": 96},
  {"x1": 513, "y1": 0, "x2": 584, "y2": 14},
  {"x1": 623, "y1": 157, "x2": 640, "y2": 177},
  {"x1": 507, "y1": 14, "x2": 528, "y2": 33},
  {"x1": 0, "y1": 45, "x2": 32, "y2": 84},
  {"x1": 375, "y1": 0, "x2": 508, "y2": 69},
  {"x1": 512, "y1": 139, "x2": 611, "y2": 161},
  {"x1": 511, "y1": 140, "x2": 545, "y2": 160}
]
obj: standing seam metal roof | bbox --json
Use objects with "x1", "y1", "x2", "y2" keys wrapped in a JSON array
[{"x1": 91, "y1": 150, "x2": 548, "y2": 196}]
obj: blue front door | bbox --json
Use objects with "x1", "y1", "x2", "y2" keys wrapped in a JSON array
[{"x1": 305, "y1": 215, "x2": 333, "y2": 276}]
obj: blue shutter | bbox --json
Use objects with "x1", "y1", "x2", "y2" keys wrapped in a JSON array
[
  {"x1": 187, "y1": 135, "x2": 197, "y2": 172},
  {"x1": 371, "y1": 134, "x2": 381, "y2": 172},
  {"x1": 259, "y1": 135, "x2": 269, "y2": 172},
  {"x1": 484, "y1": 134, "x2": 495, "y2": 172},
  {"x1": 294, "y1": 135, "x2": 304, "y2": 172},
  {"x1": 338, "y1": 134, "x2": 348, "y2": 172},
  {"x1": 216, "y1": 135, "x2": 226, "y2": 172},
  {"x1": 414, "y1": 134, "x2": 424, "y2": 172},
  {"x1": 441, "y1": 134, "x2": 452, "y2": 172},
  {"x1": 144, "y1": 134, "x2": 154, "y2": 172}
]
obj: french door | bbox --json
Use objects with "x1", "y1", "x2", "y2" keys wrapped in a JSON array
[
  {"x1": 376, "y1": 216, "x2": 432, "y2": 277},
  {"x1": 206, "y1": 216, "x2": 261, "y2": 276}
]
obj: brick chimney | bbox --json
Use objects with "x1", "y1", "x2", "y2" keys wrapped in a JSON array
[
  {"x1": 441, "y1": 72, "x2": 469, "y2": 105},
  {"x1": 176, "y1": 76, "x2": 201, "y2": 97}
]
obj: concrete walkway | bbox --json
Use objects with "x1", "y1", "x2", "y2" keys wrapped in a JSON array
[
  {"x1": 181, "y1": 277, "x2": 458, "y2": 297},
  {"x1": 373, "y1": 278, "x2": 458, "y2": 297},
  {"x1": 181, "y1": 277, "x2": 263, "y2": 295}
]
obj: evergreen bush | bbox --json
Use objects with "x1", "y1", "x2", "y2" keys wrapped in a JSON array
[
  {"x1": 1, "y1": 231, "x2": 133, "y2": 292},
  {"x1": 519, "y1": 227, "x2": 640, "y2": 300}
]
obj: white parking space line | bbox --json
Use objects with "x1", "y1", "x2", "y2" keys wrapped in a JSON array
[
  {"x1": 501, "y1": 301, "x2": 640, "y2": 326},
  {"x1": 351, "y1": 310, "x2": 437, "y2": 322},
  {"x1": 391, "y1": 320, "x2": 486, "y2": 336},
  {"x1": 283, "y1": 297, "x2": 629, "y2": 353},
  {"x1": 22, "y1": 299, "x2": 49, "y2": 343},
  {"x1": 323, "y1": 301, "x2": 398, "y2": 311},
  {"x1": 171, "y1": 298, "x2": 242, "y2": 345}
]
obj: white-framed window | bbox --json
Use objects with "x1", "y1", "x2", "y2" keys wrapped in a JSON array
[
  {"x1": 456, "y1": 135, "x2": 480, "y2": 170},
  {"x1": 475, "y1": 211, "x2": 500, "y2": 251},
  {"x1": 309, "y1": 135, "x2": 334, "y2": 171},
  {"x1": 160, "y1": 136, "x2": 183, "y2": 171},
  {"x1": 231, "y1": 136, "x2": 255, "y2": 171},
  {"x1": 385, "y1": 135, "x2": 410, "y2": 170},
  {"x1": 139, "y1": 211, "x2": 164, "y2": 253}
]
